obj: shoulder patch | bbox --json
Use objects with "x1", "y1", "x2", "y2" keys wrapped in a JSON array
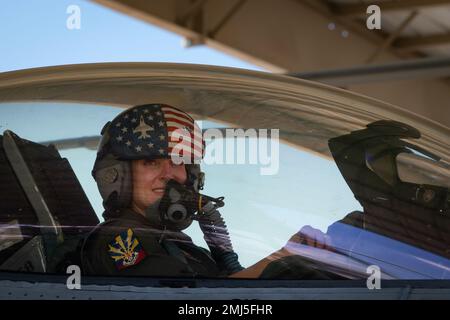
[{"x1": 108, "y1": 228, "x2": 147, "y2": 270}]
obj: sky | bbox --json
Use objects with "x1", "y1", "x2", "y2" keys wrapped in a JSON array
[
  {"x1": 0, "y1": 1, "x2": 361, "y2": 267},
  {"x1": 0, "y1": 0, "x2": 264, "y2": 72}
]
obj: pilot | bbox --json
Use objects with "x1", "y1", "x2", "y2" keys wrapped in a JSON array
[
  {"x1": 81, "y1": 103, "x2": 246, "y2": 277},
  {"x1": 81, "y1": 103, "x2": 335, "y2": 279}
]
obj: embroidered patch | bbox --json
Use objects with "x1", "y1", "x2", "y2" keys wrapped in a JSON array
[{"x1": 108, "y1": 228, "x2": 147, "y2": 270}]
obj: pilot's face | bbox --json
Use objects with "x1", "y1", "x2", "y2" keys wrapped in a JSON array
[{"x1": 131, "y1": 159, "x2": 187, "y2": 215}]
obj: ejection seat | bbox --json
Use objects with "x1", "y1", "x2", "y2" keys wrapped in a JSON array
[
  {"x1": 328, "y1": 120, "x2": 450, "y2": 259},
  {"x1": 0, "y1": 130, "x2": 99, "y2": 274}
]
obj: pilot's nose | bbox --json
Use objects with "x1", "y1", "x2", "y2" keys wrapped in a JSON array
[{"x1": 159, "y1": 160, "x2": 171, "y2": 180}]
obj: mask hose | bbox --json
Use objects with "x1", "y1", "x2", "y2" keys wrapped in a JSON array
[{"x1": 196, "y1": 201, "x2": 244, "y2": 275}]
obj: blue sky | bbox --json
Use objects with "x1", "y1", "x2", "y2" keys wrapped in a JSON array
[
  {"x1": 0, "y1": 0, "x2": 264, "y2": 72},
  {"x1": 0, "y1": 1, "x2": 361, "y2": 266}
]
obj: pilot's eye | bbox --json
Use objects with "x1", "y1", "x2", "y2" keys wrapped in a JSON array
[{"x1": 143, "y1": 160, "x2": 158, "y2": 166}]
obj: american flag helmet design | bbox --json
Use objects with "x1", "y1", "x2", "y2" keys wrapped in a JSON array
[{"x1": 104, "y1": 104, "x2": 204, "y2": 163}]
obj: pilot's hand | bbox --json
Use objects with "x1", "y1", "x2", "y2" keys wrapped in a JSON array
[
  {"x1": 285, "y1": 225, "x2": 333, "y2": 251},
  {"x1": 230, "y1": 226, "x2": 333, "y2": 279}
]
